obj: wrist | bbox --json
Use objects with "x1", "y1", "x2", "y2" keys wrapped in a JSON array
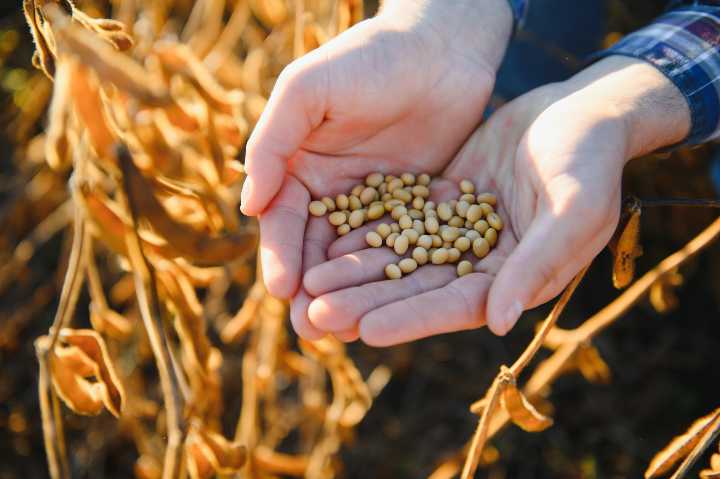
[
  {"x1": 377, "y1": 0, "x2": 513, "y2": 71},
  {"x1": 560, "y1": 56, "x2": 691, "y2": 161}
]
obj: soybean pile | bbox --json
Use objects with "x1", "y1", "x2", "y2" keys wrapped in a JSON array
[{"x1": 308, "y1": 173, "x2": 504, "y2": 280}]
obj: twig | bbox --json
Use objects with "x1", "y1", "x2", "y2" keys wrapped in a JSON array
[
  {"x1": 35, "y1": 343, "x2": 70, "y2": 479},
  {"x1": 460, "y1": 377, "x2": 502, "y2": 479},
  {"x1": 639, "y1": 198, "x2": 720, "y2": 209},
  {"x1": 669, "y1": 416, "x2": 720, "y2": 479}
]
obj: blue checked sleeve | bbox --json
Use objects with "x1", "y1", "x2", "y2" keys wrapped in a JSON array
[
  {"x1": 599, "y1": 4, "x2": 720, "y2": 145},
  {"x1": 507, "y1": 0, "x2": 529, "y2": 29}
]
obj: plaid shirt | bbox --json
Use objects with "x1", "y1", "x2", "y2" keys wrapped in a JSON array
[{"x1": 508, "y1": 0, "x2": 720, "y2": 145}]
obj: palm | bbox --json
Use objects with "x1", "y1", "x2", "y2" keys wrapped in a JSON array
[{"x1": 300, "y1": 85, "x2": 626, "y2": 344}]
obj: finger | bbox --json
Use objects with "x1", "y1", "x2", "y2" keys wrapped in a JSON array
[
  {"x1": 307, "y1": 265, "x2": 456, "y2": 331},
  {"x1": 259, "y1": 176, "x2": 309, "y2": 299},
  {"x1": 359, "y1": 273, "x2": 493, "y2": 346},
  {"x1": 333, "y1": 327, "x2": 360, "y2": 343},
  {"x1": 486, "y1": 198, "x2": 615, "y2": 336},
  {"x1": 303, "y1": 247, "x2": 400, "y2": 297},
  {"x1": 240, "y1": 59, "x2": 325, "y2": 216},
  {"x1": 288, "y1": 215, "x2": 336, "y2": 340}
]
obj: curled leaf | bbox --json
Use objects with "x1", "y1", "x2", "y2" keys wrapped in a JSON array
[
  {"x1": 645, "y1": 408, "x2": 720, "y2": 478},
  {"x1": 576, "y1": 344, "x2": 611, "y2": 384},
  {"x1": 649, "y1": 270, "x2": 684, "y2": 314},
  {"x1": 610, "y1": 197, "x2": 642, "y2": 289}
]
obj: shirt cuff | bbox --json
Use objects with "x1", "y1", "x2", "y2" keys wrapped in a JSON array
[
  {"x1": 596, "y1": 6, "x2": 720, "y2": 145},
  {"x1": 507, "y1": 0, "x2": 529, "y2": 30}
]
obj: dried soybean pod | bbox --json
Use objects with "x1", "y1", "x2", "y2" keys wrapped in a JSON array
[
  {"x1": 349, "y1": 210, "x2": 365, "y2": 228},
  {"x1": 309, "y1": 201, "x2": 327, "y2": 216},
  {"x1": 394, "y1": 235, "x2": 410, "y2": 255},
  {"x1": 360, "y1": 187, "x2": 377, "y2": 205},
  {"x1": 417, "y1": 235, "x2": 433, "y2": 249},
  {"x1": 349, "y1": 195, "x2": 362, "y2": 210},
  {"x1": 366, "y1": 231, "x2": 383, "y2": 248},
  {"x1": 460, "y1": 179, "x2": 475, "y2": 194},
  {"x1": 456, "y1": 201, "x2": 471, "y2": 218},
  {"x1": 413, "y1": 247, "x2": 429, "y2": 265},
  {"x1": 425, "y1": 216, "x2": 439, "y2": 234},
  {"x1": 402, "y1": 228, "x2": 419, "y2": 245},
  {"x1": 437, "y1": 203, "x2": 453, "y2": 221},
  {"x1": 417, "y1": 173, "x2": 431, "y2": 186},
  {"x1": 431, "y1": 248, "x2": 449, "y2": 265},
  {"x1": 393, "y1": 188, "x2": 412, "y2": 203},
  {"x1": 386, "y1": 232, "x2": 399, "y2": 247},
  {"x1": 398, "y1": 258, "x2": 418, "y2": 273},
  {"x1": 467, "y1": 204, "x2": 483, "y2": 223},
  {"x1": 336, "y1": 194, "x2": 349, "y2": 210},
  {"x1": 367, "y1": 203, "x2": 385, "y2": 220},
  {"x1": 321, "y1": 196, "x2": 336, "y2": 212},
  {"x1": 454, "y1": 236, "x2": 471, "y2": 253},
  {"x1": 385, "y1": 263, "x2": 402, "y2": 280},
  {"x1": 401, "y1": 172, "x2": 416, "y2": 185},
  {"x1": 473, "y1": 238, "x2": 490, "y2": 258},
  {"x1": 447, "y1": 248, "x2": 461, "y2": 263},
  {"x1": 448, "y1": 216, "x2": 465, "y2": 227},
  {"x1": 412, "y1": 196, "x2": 425, "y2": 210},
  {"x1": 460, "y1": 193, "x2": 476, "y2": 204},
  {"x1": 328, "y1": 211, "x2": 347, "y2": 226},
  {"x1": 399, "y1": 214, "x2": 413, "y2": 230},
  {"x1": 487, "y1": 212, "x2": 504, "y2": 231},
  {"x1": 351, "y1": 184, "x2": 364, "y2": 196},
  {"x1": 474, "y1": 219, "x2": 489, "y2": 234},
  {"x1": 485, "y1": 227, "x2": 498, "y2": 247},
  {"x1": 337, "y1": 224, "x2": 351, "y2": 236},
  {"x1": 476, "y1": 192, "x2": 497, "y2": 206},
  {"x1": 502, "y1": 381, "x2": 553, "y2": 432},
  {"x1": 391, "y1": 205, "x2": 408, "y2": 220},
  {"x1": 366, "y1": 172, "x2": 384, "y2": 187},
  {"x1": 457, "y1": 260, "x2": 473, "y2": 277},
  {"x1": 376, "y1": 223, "x2": 392, "y2": 239},
  {"x1": 611, "y1": 198, "x2": 642, "y2": 289},
  {"x1": 390, "y1": 223, "x2": 401, "y2": 234}
]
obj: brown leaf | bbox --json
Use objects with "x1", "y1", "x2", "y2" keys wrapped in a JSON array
[
  {"x1": 649, "y1": 270, "x2": 684, "y2": 314},
  {"x1": 501, "y1": 382, "x2": 553, "y2": 433},
  {"x1": 576, "y1": 345, "x2": 611, "y2": 384},
  {"x1": 611, "y1": 197, "x2": 642, "y2": 289},
  {"x1": 645, "y1": 408, "x2": 720, "y2": 478}
]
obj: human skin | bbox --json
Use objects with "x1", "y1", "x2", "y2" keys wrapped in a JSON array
[
  {"x1": 301, "y1": 55, "x2": 691, "y2": 345},
  {"x1": 240, "y1": 0, "x2": 514, "y2": 338}
]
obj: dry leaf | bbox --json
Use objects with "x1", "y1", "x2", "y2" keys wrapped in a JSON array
[
  {"x1": 611, "y1": 197, "x2": 642, "y2": 289},
  {"x1": 501, "y1": 381, "x2": 553, "y2": 433},
  {"x1": 645, "y1": 408, "x2": 720, "y2": 478},
  {"x1": 576, "y1": 344, "x2": 611, "y2": 384},
  {"x1": 649, "y1": 270, "x2": 684, "y2": 314}
]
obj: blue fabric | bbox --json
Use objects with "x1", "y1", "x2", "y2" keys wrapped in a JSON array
[{"x1": 507, "y1": 0, "x2": 529, "y2": 28}]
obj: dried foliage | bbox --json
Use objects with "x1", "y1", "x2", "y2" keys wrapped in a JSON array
[{"x1": 1, "y1": 1, "x2": 719, "y2": 478}]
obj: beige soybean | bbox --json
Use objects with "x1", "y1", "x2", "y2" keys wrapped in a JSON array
[
  {"x1": 349, "y1": 210, "x2": 365, "y2": 228},
  {"x1": 474, "y1": 219, "x2": 489, "y2": 234},
  {"x1": 360, "y1": 187, "x2": 377, "y2": 205},
  {"x1": 385, "y1": 199, "x2": 403, "y2": 212},
  {"x1": 413, "y1": 247, "x2": 429, "y2": 265},
  {"x1": 398, "y1": 258, "x2": 418, "y2": 273},
  {"x1": 309, "y1": 201, "x2": 327, "y2": 216},
  {"x1": 487, "y1": 212, "x2": 503, "y2": 231},
  {"x1": 460, "y1": 193, "x2": 476, "y2": 204},
  {"x1": 466, "y1": 204, "x2": 483, "y2": 223},
  {"x1": 457, "y1": 260, "x2": 473, "y2": 277},
  {"x1": 431, "y1": 234, "x2": 443, "y2": 247},
  {"x1": 442, "y1": 241, "x2": 453, "y2": 249},
  {"x1": 484, "y1": 227, "x2": 498, "y2": 247},
  {"x1": 465, "y1": 230, "x2": 481, "y2": 241},
  {"x1": 337, "y1": 224, "x2": 351, "y2": 236},
  {"x1": 351, "y1": 184, "x2": 364, "y2": 197},
  {"x1": 417, "y1": 173, "x2": 431, "y2": 186},
  {"x1": 394, "y1": 234, "x2": 410, "y2": 255},
  {"x1": 379, "y1": 184, "x2": 388, "y2": 196},
  {"x1": 417, "y1": 235, "x2": 433, "y2": 249},
  {"x1": 390, "y1": 223, "x2": 401, "y2": 233},
  {"x1": 424, "y1": 209, "x2": 438, "y2": 219},
  {"x1": 366, "y1": 231, "x2": 383, "y2": 248},
  {"x1": 472, "y1": 237, "x2": 490, "y2": 258},
  {"x1": 448, "y1": 216, "x2": 465, "y2": 227},
  {"x1": 391, "y1": 205, "x2": 407, "y2": 220},
  {"x1": 447, "y1": 248, "x2": 461, "y2": 263},
  {"x1": 441, "y1": 227, "x2": 460, "y2": 242},
  {"x1": 431, "y1": 248, "x2": 449, "y2": 265},
  {"x1": 413, "y1": 219, "x2": 426, "y2": 235},
  {"x1": 412, "y1": 185, "x2": 430, "y2": 199},
  {"x1": 479, "y1": 202, "x2": 494, "y2": 216},
  {"x1": 321, "y1": 197, "x2": 336, "y2": 212},
  {"x1": 402, "y1": 228, "x2": 419, "y2": 245},
  {"x1": 412, "y1": 196, "x2": 425, "y2": 210},
  {"x1": 366, "y1": 172, "x2": 385, "y2": 188},
  {"x1": 392, "y1": 188, "x2": 412, "y2": 203},
  {"x1": 437, "y1": 203, "x2": 453, "y2": 221},
  {"x1": 460, "y1": 179, "x2": 475, "y2": 194},
  {"x1": 387, "y1": 178, "x2": 404, "y2": 193},
  {"x1": 336, "y1": 194, "x2": 349, "y2": 211},
  {"x1": 329, "y1": 211, "x2": 347, "y2": 226},
  {"x1": 386, "y1": 232, "x2": 399, "y2": 247},
  {"x1": 425, "y1": 216, "x2": 439, "y2": 234},
  {"x1": 423, "y1": 201, "x2": 436, "y2": 211},
  {"x1": 377, "y1": 223, "x2": 392, "y2": 239},
  {"x1": 456, "y1": 200, "x2": 471, "y2": 218},
  {"x1": 465, "y1": 219, "x2": 474, "y2": 229},
  {"x1": 401, "y1": 172, "x2": 416, "y2": 186},
  {"x1": 349, "y1": 195, "x2": 362, "y2": 210},
  {"x1": 385, "y1": 263, "x2": 402, "y2": 280},
  {"x1": 454, "y1": 236, "x2": 471, "y2": 253},
  {"x1": 476, "y1": 192, "x2": 497, "y2": 206},
  {"x1": 368, "y1": 203, "x2": 385, "y2": 220},
  {"x1": 399, "y1": 214, "x2": 413, "y2": 230},
  {"x1": 408, "y1": 209, "x2": 424, "y2": 220}
]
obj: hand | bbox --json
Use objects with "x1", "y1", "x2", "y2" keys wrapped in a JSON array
[
  {"x1": 240, "y1": 0, "x2": 513, "y2": 338},
  {"x1": 302, "y1": 56, "x2": 691, "y2": 345}
]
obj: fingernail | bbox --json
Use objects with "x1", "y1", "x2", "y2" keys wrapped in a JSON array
[{"x1": 499, "y1": 300, "x2": 524, "y2": 336}]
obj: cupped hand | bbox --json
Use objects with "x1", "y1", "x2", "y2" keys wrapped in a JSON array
[
  {"x1": 240, "y1": 0, "x2": 513, "y2": 338},
  {"x1": 302, "y1": 56, "x2": 690, "y2": 345}
]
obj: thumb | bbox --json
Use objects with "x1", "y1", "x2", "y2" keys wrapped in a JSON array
[
  {"x1": 241, "y1": 57, "x2": 327, "y2": 216},
  {"x1": 486, "y1": 187, "x2": 616, "y2": 335}
]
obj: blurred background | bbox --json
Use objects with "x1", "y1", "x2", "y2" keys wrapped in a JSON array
[{"x1": 2, "y1": 1, "x2": 720, "y2": 478}]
